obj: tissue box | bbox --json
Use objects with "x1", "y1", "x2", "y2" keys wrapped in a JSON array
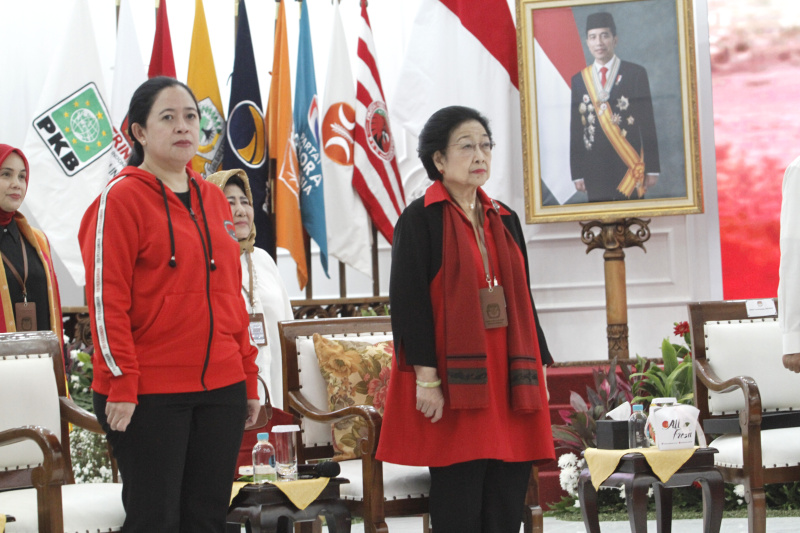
[
  {"x1": 596, "y1": 420, "x2": 629, "y2": 449},
  {"x1": 648, "y1": 405, "x2": 700, "y2": 450}
]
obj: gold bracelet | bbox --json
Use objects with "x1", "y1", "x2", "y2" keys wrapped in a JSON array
[{"x1": 415, "y1": 379, "x2": 442, "y2": 388}]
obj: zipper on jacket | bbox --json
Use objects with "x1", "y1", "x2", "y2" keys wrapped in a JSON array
[{"x1": 189, "y1": 206, "x2": 213, "y2": 391}]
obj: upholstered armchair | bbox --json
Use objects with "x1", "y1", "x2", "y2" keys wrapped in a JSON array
[
  {"x1": 279, "y1": 316, "x2": 544, "y2": 533},
  {"x1": 689, "y1": 299, "x2": 800, "y2": 533},
  {"x1": 0, "y1": 331, "x2": 124, "y2": 533}
]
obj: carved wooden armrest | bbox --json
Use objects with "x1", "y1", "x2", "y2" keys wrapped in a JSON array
[
  {"x1": 0, "y1": 425, "x2": 66, "y2": 488},
  {"x1": 695, "y1": 359, "x2": 763, "y2": 431},
  {"x1": 288, "y1": 390, "x2": 383, "y2": 456},
  {"x1": 60, "y1": 397, "x2": 103, "y2": 434}
]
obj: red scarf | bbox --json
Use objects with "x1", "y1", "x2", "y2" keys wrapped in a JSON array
[{"x1": 441, "y1": 192, "x2": 543, "y2": 413}]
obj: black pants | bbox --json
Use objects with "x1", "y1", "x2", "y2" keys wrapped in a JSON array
[
  {"x1": 429, "y1": 459, "x2": 533, "y2": 533},
  {"x1": 94, "y1": 381, "x2": 247, "y2": 533}
]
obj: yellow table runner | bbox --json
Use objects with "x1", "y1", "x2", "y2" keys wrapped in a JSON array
[
  {"x1": 230, "y1": 478, "x2": 330, "y2": 511},
  {"x1": 584, "y1": 446, "x2": 699, "y2": 490}
]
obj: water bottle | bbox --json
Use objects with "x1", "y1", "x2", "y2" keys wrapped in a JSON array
[
  {"x1": 628, "y1": 404, "x2": 650, "y2": 449},
  {"x1": 252, "y1": 432, "x2": 277, "y2": 483}
]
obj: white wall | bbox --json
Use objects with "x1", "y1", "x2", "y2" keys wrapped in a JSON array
[{"x1": 0, "y1": 0, "x2": 721, "y2": 361}]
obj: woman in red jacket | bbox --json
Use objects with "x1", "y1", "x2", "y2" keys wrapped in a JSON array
[
  {"x1": 79, "y1": 77, "x2": 259, "y2": 532},
  {"x1": 376, "y1": 106, "x2": 555, "y2": 533}
]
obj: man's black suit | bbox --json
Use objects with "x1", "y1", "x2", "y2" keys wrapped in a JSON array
[{"x1": 569, "y1": 60, "x2": 660, "y2": 202}]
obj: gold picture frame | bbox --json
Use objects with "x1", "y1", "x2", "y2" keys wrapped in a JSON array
[{"x1": 517, "y1": 0, "x2": 702, "y2": 223}]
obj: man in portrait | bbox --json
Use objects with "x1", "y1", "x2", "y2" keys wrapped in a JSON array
[{"x1": 570, "y1": 12, "x2": 660, "y2": 203}]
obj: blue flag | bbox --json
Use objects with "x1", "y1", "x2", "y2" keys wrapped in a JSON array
[
  {"x1": 294, "y1": 0, "x2": 328, "y2": 275},
  {"x1": 222, "y1": 0, "x2": 274, "y2": 256}
]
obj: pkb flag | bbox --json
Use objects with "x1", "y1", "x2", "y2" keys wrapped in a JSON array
[{"x1": 33, "y1": 82, "x2": 113, "y2": 176}]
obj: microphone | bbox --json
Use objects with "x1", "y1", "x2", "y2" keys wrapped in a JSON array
[{"x1": 297, "y1": 461, "x2": 341, "y2": 479}]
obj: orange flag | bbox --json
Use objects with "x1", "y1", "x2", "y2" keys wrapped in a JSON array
[{"x1": 268, "y1": 0, "x2": 307, "y2": 290}]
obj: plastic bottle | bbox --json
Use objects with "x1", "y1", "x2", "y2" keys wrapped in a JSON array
[
  {"x1": 252, "y1": 432, "x2": 277, "y2": 483},
  {"x1": 628, "y1": 404, "x2": 650, "y2": 449}
]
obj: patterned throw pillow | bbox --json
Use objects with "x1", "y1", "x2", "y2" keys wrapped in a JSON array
[{"x1": 312, "y1": 333, "x2": 393, "y2": 460}]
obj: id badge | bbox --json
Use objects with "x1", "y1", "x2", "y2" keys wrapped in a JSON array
[
  {"x1": 479, "y1": 285, "x2": 508, "y2": 329},
  {"x1": 249, "y1": 313, "x2": 268, "y2": 346},
  {"x1": 14, "y1": 302, "x2": 37, "y2": 332}
]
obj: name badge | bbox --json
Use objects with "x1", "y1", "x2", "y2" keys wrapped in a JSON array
[
  {"x1": 15, "y1": 302, "x2": 37, "y2": 332},
  {"x1": 479, "y1": 286, "x2": 508, "y2": 329},
  {"x1": 249, "y1": 313, "x2": 268, "y2": 346}
]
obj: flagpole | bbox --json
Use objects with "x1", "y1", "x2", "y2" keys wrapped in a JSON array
[{"x1": 234, "y1": 0, "x2": 238, "y2": 44}]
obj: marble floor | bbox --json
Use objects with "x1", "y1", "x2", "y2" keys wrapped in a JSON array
[{"x1": 323, "y1": 515, "x2": 800, "y2": 532}]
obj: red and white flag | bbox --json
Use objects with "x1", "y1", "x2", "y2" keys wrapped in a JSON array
[
  {"x1": 320, "y1": 1, "x2": 372, "y2": 277},
  {"x1": 392, "y1": 0, "x2": 580, "y2": 213},
  {"x1": 352, "y1": 2, "x2": 405, "y2": 244},
  {"x1": 108, "y1": 0, "x2": 146, "y2": 177},
  {"x1": 148, "y1": 0, "x2": 176, "y2": 79},
  {"x1": 531, "y1": 7, "x2": 586, "y2": 205}
]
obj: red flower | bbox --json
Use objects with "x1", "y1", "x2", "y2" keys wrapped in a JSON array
[
  {"x1": 673, "y1": 321, "x2": 690, "y2": 336},
  {"x1": 368, "y1": 366, "x2": 391, "y2": 412}
]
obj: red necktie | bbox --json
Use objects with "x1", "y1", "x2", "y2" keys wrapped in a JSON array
[{"x1": 600, "y1": 66, "x2": 608, "y2": 87}]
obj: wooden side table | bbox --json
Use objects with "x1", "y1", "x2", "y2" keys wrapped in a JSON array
[
  {"x1": 227, "y1": 477, "x2": 351, "y2": 533},
  {"x1": 577, "y1": 447, "x2": 723, "y2": 533}
]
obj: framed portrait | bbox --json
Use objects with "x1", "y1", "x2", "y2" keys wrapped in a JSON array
[{"x1": 517, "y1": 0, "x2": 703, "y2": 223}]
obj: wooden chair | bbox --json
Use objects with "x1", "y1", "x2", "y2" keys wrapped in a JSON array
[
  {"x1": 0, "y1": 331, "x2": 124, "y2": 533},
  {"x1": 689, "y1": 299, "x2": 800, "y2": 533},
  {"x1": 279, "y1": 316, "x2": 544, "y2": 533}
]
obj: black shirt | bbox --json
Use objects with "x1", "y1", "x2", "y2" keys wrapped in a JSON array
[{"x1": 0, "y1": 219, "x2": 51, "y2": 331}]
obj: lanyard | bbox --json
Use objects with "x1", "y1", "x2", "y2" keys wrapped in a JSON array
[
  {"x1": 2, "y1": 237, "x2": 29, "y2": 302},
  {"x1": 242, "y1": 251, "x2": 256, "y2": 308}
]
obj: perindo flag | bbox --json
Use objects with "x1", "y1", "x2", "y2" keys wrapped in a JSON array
[
  {"x1": 320, "y1": 1, "x2": 372, "y2": 278},
  {"x1": 392, "y1": 0, "x2": 557, "y2": 215},
  {"x1": 294, "y1": 0, "x2": 328, "y2": 276},
  {"x1": 352, "y1": 2, "x2": 405, "y2": 244},
  {"x1": 188, "y1": 0, "x2": 225, "y2": 177},
  {"x1": 269, "y1": 0, "x2": 308, "y2": 289},
  {"x1": 108, "y1": 0, "x2": 146, "y2": 177},
  {"x1": 148, "y1": 0, "x2": 176, "y2": 78},
  {"x1": 22, "y1": 0, "x2": 113, "y2": 285},
  {"x1": 221, "y1": 0, "x2": 273, "y2": 255}
]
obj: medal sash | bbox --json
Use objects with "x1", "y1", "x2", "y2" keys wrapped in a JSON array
[{"x1": 581, "y1": 66, "x2": 645, "y2": 198}]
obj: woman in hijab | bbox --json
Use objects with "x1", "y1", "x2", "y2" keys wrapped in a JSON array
[
  {"x1": 207, "y1": 168, "x2": 295, "y2": 469},
  {"x1": 0, "y1": 144, "x2": 63, "y2": 340}
]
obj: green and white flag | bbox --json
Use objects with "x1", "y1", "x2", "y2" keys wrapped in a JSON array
[{"x1": 23, "y1": 0, "x2": 113, "y2": 285}]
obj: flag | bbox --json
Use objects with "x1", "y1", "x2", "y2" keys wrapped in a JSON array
[
  {"x1": 108, "y1": 0, "x2": 146, "y2": 177},
  {"x1": 22, "y1": 0, "x2": 114, "y2": 285},
  {"x1": 148, "y1": 0, "x2": 176, "y2": 78},
  {"x1": 294, "y1": 0, "x2": 328, "y2": 276},
  {"x1": 187, "y1": 0, "x2": 225, "y2": 177},
  {"x1": 320, "y1": 1, "x2": 372, "y2": 278},
  {"x1": 269, "y1": 0, "x2": 308, "y2": 290},
  {"x1": 532, "y1": 8, "x2": 586, "y2": 205},
  {"x1": 392, "y1": 0, "x2": 551, "y2": 217},
  {"x1": 352, "y1": 2, "x2": 405, "y2": 244},
  {"x1": 221, "y1": 0, "x2": 274, "y2": 255}
]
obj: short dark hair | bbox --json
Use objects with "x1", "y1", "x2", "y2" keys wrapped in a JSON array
[
  {"x1": 126, "y1": 77, "x2": 200, "y2": 167},
  {"x1": 417, "y1": 106, "x2": 492, "y2": 182},
  {"x1": 586, "y1": 12, "x2": 616, "y2": 37}
]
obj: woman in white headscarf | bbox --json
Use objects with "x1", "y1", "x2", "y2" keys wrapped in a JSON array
[{"x1": 207, "y1": 169, "x2": 295, "y2": 469}]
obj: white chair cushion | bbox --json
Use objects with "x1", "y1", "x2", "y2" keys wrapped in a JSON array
[
  {"x1": 710, "y1": 427, "x2": 800, "y2": 469},
  {"x1": 0, "y1": 354, "x2": 61, "y2": 469},
  {"x1": 0, "y1": 482, "x2": 124, "y2": 533},
  {"x1": 337, "y1": 459, "x2": 430, "y2": 501},
  {"x1": 295, "y1": 334, "x2": 393, "y2": 447},
  {"x1": 705, "y1": 319, "x2": 800, "y2": 414}
]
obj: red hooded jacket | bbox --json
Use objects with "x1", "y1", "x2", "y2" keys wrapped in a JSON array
[{"x1": 79, "y1": 166, "x2": 258, "y2": 403}]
